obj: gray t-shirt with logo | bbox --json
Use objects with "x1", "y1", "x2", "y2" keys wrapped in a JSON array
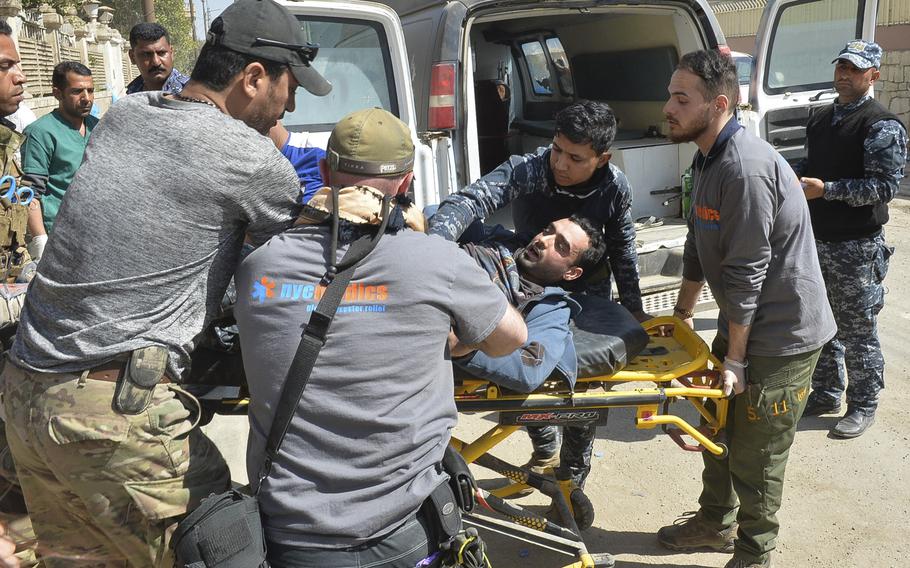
[
  {"x1": 235, "y1": 226, "x2": 509, "y2": 549},
  {"x1": 11, "y1": 92, "x2": 299, "y2": 378}
]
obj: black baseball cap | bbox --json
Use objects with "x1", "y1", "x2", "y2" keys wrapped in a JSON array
[{"x1": 206, "y1": 0, "x2": 332, "y2": 96}]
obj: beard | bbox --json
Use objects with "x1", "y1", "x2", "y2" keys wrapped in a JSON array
[
  {"x1": 245, "y1": 107, "x2": 280, "y2": 136},
  {"x1": 515, "y1": 246, "x2": 533, "y2": 272},
  {"x1": 667, "y1": 105, "x2": 713, "y2": 143},
  {"x1": 245, "y1": 83, "x2": 284, "y2": 135}
]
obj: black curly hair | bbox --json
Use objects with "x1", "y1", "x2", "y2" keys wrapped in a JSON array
[
  {"x1": 554, "y1": 100, "x2": 618, "y2": 154},
  {"x1": 677, "y1": 50, "x2": 739, "y2": 106},
  {"x1": 568, "y1": 214, "x2": 606, "y2": 275}
]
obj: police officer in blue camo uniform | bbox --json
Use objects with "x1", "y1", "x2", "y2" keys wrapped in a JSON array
[
  {"x1": 794, "y1": 40, "x2": 908, "y2": 438},
  {"x1": 428, "y1": 100, "x2": 649, "y2": 495}
]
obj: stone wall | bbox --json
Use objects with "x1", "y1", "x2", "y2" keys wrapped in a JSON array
[{"x1": 877, "y1": 50, "x2": 910, "y2": 127}]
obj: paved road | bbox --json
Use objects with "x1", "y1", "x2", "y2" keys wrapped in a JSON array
[{"x1": 205, "y1": 189, "x2": 910, "y2": 568}]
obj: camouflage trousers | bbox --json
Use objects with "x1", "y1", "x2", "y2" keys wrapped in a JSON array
[
  {"x1": 0, "y1": 421, "x2": 38, "y2": 567},
  {"x1": 812, "y1": 234, "x2": 893, "y2": 411},
  {"x1": 526, "y1": 422, "x2": 598, "y2": 489},
  {"x1": 2, "y1": 361, "x2": 231, "y2": 567}
]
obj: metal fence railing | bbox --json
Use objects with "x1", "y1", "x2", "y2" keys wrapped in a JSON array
[
  {"x1": 16, "y1": 8, "x2": 126, "y2": 100},
  {"x1": 87, "y1": 50, "x2": 106, "y2": 85}
]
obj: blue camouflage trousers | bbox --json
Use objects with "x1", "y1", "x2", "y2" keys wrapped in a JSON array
[
  {"x1": 812, "y1": 233, "x2": 893, "y2": 411},
  {"x1": 527, "y1": 422, "x2": 598, "y2": 489}
]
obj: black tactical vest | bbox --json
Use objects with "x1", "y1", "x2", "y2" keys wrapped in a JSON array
[{"x1": 805, "y1": 99, "x2": 899, "y2": 242}]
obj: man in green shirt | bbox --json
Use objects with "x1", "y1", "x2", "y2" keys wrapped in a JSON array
[{"x1": 22, "y1": 61, "x2": 98, "y2": 258}]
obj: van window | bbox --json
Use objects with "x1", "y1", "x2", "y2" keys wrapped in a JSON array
[
  {"x1": 734, "y1": 56, "x2": 753, "y2": 85},
  {"x1": 765, "y1": 0, "x2": 860, "y2": 94},
  {"x1": 283, "y1": 17, "x2": 398, "y2": 131},
  {"x1": 545, "y1": 37, "x2": 574, "y2": 96},
  {"x1": 520, "y1": 41, "x2": 553, "y2": 95}
]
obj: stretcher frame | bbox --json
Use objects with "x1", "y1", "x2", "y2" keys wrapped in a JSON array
[{"x1": 452, "y1": 316, "x2": 729, "y2": 568}]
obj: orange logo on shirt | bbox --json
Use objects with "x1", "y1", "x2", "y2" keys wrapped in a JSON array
[
  {"x1": 695, "y1": 205, "x2": 720, "y2": 222},
  {"x1": 694, "y1": 205, "x2": 721, "y2": 231}
]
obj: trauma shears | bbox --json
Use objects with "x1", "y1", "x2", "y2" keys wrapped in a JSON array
[{"x1": 0, "y1": 176, "x2": 33, "y2": 205}]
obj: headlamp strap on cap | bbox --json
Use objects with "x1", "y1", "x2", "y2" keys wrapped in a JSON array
[{"x1": 327, "y1": 148, "x2": 414, "y2": 177}]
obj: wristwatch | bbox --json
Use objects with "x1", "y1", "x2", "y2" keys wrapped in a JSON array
[{"x1": 673, "y1": 305, "x2": 694, "y2": 319}]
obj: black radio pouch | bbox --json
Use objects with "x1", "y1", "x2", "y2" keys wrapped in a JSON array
[
  {"x1": 442, "y1": 445, "x2": 477, "y2": 514},
  {"x1": 113, "y1": 345, "x2": 169, "y2": 415},
  {"x1": 422, "y1": 480, "x2": 462, "y2": 542}
]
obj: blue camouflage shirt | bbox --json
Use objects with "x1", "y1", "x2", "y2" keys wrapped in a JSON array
[
  {"x1": 793, "y1": 95, "x2": 908, "y2": 207},
  {"x1": 427, "y1": 147, "x2": 643, "y2": 313},
  {"x1": 126, "y1": 68, "x2": 189, "y2": 95}
]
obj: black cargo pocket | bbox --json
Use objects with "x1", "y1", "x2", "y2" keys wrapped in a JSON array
[{"x1": 873, "y1": 242, "x2": 894, "y2": 283}]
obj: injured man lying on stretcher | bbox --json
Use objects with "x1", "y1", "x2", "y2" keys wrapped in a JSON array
[
  {"x1": 448, "y1": 214, "x2": 603, "y2": 393},
  {"x1": 448, "y1": 214, "x2": 651, "y2": 498}
]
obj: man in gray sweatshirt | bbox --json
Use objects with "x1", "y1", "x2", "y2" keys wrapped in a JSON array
[{"x1": 655, "y1": 50, "x2": 836, "y2": 568}]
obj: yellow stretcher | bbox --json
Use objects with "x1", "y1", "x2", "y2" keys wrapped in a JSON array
[
  {"x1": 188, "y1": 316, "x2": 728, "y2": 568},
  {"x1": 452, "y1": 316, "x2": 729, "y2": 568}
]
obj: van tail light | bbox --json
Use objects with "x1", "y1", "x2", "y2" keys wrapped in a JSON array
[
  {"x1": 717, "y1": 44, "x2": 732, "y2": 58},
  {"x1": 429, "y1": 62, "x2": 456, "y2": 130}
]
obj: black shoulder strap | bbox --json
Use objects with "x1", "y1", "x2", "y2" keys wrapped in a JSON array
[{"x1": 256, "y1": 195, "x2": 393, "y2": 492}]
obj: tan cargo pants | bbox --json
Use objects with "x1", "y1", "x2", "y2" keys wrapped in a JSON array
[{"x1": 2, "y1": 361, "x2": 231, "y2": 567}]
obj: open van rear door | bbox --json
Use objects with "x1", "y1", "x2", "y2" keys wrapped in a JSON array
[
  {"x1": 277, "y1": 0, "x2": 440, "y2": 208},
  {"x1": 745, "y1": 0, "x2": 878, "y2": 163}
]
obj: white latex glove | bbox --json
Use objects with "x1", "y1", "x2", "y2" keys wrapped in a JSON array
[
  {"x1": 26, "y1": 233, "x2": 47, "y2": 261},
  {"x1": 722, "y1": 357, "x2": 748, "y2": 397}
]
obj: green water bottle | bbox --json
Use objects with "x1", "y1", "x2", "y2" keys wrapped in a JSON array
[{"x1": 681, "y1": 167, "x2": 693, "y2": 219}]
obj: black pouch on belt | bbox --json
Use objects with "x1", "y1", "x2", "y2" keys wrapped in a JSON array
[
  {"x1": 442, "y1": 444, "x2": 477, "y2": 513},
  {"x1": 113, "y1": 345, "x2": 168, "y2": 415},
  {"x1": 422, "y1": 479, "x2": 462, "y2": 542}
]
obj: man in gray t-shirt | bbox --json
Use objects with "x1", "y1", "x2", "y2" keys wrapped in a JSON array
[
  {"x1": 2, "y1": 1, "x2": 333, "y2": 565},
  {"x1": 235, "y1": 108, "x2": 526, "y2": 567},
  {"x1": 657, "y1": 50, "x2": 836, "y2": 568}
]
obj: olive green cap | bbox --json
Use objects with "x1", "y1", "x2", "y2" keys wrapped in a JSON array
[{"x1": 327, "y1": 108, "x2": 414, "y2": 177}]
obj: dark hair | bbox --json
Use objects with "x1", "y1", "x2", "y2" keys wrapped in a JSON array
[
  {"x1": 677, "y1": 50, "x2": 739, "y2": 106},
  {"x1": 190, "y1": 43, "x2": 286, "y2": 91},
  {"x1": 568, "y1": 214, "x2": 606, "y2": 276},
  {"x1": 554, "y1": 100, "x2": 617, "y2": 154},
  {"x1": 130, "y1": 23, "x2": 170, "y2": 48},
  {"x1": 0, "y1": 20, "x2": 11, "y2": 36},
  {"x1": 52, "y1": 61, "x2": 92, "y2": 91}
]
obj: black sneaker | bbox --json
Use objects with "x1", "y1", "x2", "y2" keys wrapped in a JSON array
[
  {"x1": 801, "y1": 393, "x2": 841, "y2": 417},
  {"x1": 832, "y1": 408, "x2": 875, "y2": 438}
]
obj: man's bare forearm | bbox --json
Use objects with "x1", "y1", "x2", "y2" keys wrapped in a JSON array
[
  {"x1": 474, "y1": 304, "x2": 528, "y2": 357},
  {"x1": 726, "y1": 321, "x2": 751, "y2": 363},
  {"x1": 676, "y1": 278, "x2": 704, "y2": 313}
]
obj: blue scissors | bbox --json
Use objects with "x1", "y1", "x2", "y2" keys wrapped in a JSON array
[{"x1": 0, "y1": 175, "x2": 33, "y2": 205}]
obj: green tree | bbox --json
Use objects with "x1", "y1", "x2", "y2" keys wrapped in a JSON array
[{"x1": 150, "y1": 0, "x2": 197, "y2": 73}]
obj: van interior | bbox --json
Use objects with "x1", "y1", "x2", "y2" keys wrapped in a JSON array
[{"x1": 466, "y1": 5, "x2": 704, "y2": 220}]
